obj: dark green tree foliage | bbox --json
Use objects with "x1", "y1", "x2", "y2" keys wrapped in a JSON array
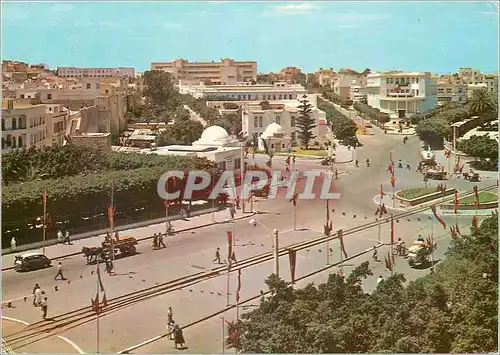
[
  {"x1": 157, "y1": 115, "x2": 204, "y2": 145},
  {"x1": 317, "y1": 98, "x2": 357, "y2": 142},
  {"x1": 238, "y1": 216, "x2": 498, "y2": 353},
  {"x1": 143, "y1": 70, "x2": 180, "y2": 110},
  {"x1": 458, "y1": 135, "x2": 499, "y2": 169},
  {"x1": 416, "y1": 118, "x2": 451, "y2": 149},
  {"x1": 469, "y1": 88, "x2": 496, "y2": 116},
  {"x1": 296, "y1": 95, "x2": 316, "y2": 149},
  {"x1": 353, "y1": 102, "x2": 390, "y2": 126}
]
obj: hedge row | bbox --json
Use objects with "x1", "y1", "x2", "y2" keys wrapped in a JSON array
[{"x1": 353, "y1": 102, "x2": 390, "y2": 125}]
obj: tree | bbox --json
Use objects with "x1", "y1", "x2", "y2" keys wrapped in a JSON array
[
  {"x1": 458, "y1": 135, "x2": 498, "y2": 169},
  {"x1": 469, "y1": 88, "x2": 495, "y2": 116},
  {"x1": 157, "y1": 116, "x2": 204, "y2": 146},
  {"x1": 416, "y1": 118, "x2": 450, "y2": 149},
  {"x1": 296, "y1": 95, "x2": 316, "y2": 149},
  {"x1": 142, "y1": 70, "x2": 179, "y2": 110}
]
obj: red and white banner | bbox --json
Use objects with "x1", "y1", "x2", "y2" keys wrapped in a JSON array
[
  {"x1": 107, "y1": 206, "x2": 115, "y2": 230},
  {"x1": 453, "y1": 191, "x2": 459, "y2": 214},
  {"x1": 431, "y1": 205, "x2": 447, "y2": 229},
  {"x1": 288, "y1": 249, "x2": 297, "y2": 284},
  {"x1": 473, "y1": 185, "x2": 480, "y2": 207},
  {"x1": 390, "y1": 214, "x2": 395, "y2": 245},
  {"x1": 236, "y1": 269, "x2": 241, "y2": 302},
  {"x1": 338, "y1": 229, "x2": 348, "y2": 258},
  {"x1": 227, "y1": 231, "x2": 233, "y2": 268}
]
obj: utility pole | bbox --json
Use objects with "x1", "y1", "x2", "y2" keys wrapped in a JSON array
[
  {"x1": 42, "y1": 189, "x2": 47, "y2": 255},
  {"x1": 453, "y1": 125, "x2": 457, "y2": 171},
  {"x1": 273, "y1": 229, "x2": 279, "y2": 277}
]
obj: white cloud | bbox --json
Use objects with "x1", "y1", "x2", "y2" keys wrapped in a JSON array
[
  {"x1": 262, "y1": 2, "x2": 321, "y2": 17},
  {"x1": 50, "y1": 4, "x2": 74, "y2": 12}
]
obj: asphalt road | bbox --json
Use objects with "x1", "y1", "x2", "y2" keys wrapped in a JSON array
[{"x1": 2, "y1": 127, "x2": 494, "y2": 353}]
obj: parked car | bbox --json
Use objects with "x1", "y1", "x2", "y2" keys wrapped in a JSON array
[{"x1": 14, "y1": 252, "x2": 51, "y2": 272}]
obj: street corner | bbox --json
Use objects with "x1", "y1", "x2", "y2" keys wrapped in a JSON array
[{"x1": 2, "y1": 316, "x2": 85, "y2": 354}]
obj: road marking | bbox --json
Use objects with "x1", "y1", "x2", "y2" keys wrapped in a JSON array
[{"x1": 2, "y1": 316, "x2": 85, "y2": 354}]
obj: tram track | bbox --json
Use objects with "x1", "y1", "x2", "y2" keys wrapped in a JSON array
[{"x1": 4, "y1": 183, "x2": 496, "y2": 350}]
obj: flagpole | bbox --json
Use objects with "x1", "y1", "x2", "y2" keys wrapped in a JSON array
[
  {"x1": 42, "y1": 189, "x2": 47, "y2": 255},
  {"x1": 221, "y1": 316, "x2": 225, "y2": 354},
  {"x1": 111, "y1": 180, "x2": 115, "y2": 272},
  {"x1": 226, "y1": 265, "x2": 230, "y2": 307},
  {"x1": 293, "y1": 202, "x2": 297, "y2": 231},
  {"x1": 240, "y1": 142, "x2": 245, "y2": 214},
  {"x1": 212, "y1": 163, "x2": 216, "y2": 222},
  {"x1": 326, "y1": 200, "x2": 330, "y2": 265},
  {"x1": 338, "y1": 230, "x2": 344, "y2": 277},
  {"x1": 430, "y1": 215, "x2": 435, "y2": 273},
  {"x1": 96, "y1": 263, "x2": 100, "y2": 354}
]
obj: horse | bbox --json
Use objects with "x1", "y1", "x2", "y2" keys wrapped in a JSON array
[{"x1": 82, "y1": 247, "x2": 104, "y2": 264}]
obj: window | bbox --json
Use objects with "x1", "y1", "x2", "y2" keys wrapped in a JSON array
[
  {"x1": 87, "y1": 83, "x2": 91, "y2": 89},
  {"x1": 20, "y1": 94, "x2": 25, "y2": 99},
  {"x1": 271, "y1": 143, "x2": 275, "y2": 149},
  {"x1": 386, "y1": 78, "x2": 390, "y2": 84},
  {"x1": 235, "y1": 158, "x2": 241, "y2": 170},
  {"x1": 291, "y1": 116, "x2": 295, "y2": 127},
  {"x1": 248, "y1": 95, "x2": 252, "y2": 100},
  {"x1": 416, "y1": 89, "x2": 419, "y2": 96},
  {"x1": 291, "y1": 132, "x2": 296, "y2": 140},
  {"x1": 18, "y1": 136, "x2": 23, "y2": 147},
  {"x1": 105, "y1": 89, "x2": 109, "y2": 94},
  {"x1": 219, "y1": 161, "x2": 227, "y2": 171},
  {"x1": 282, "y1": 143, "x2": 285, "y2": 149},
  {"x1": 12, "y1": 138, "x2": 16, "y2": 148},
  {"x1": 253, "y1": 117, "x2": 258, "y2": 127},
  {"x1": 276, "y1": 116, "x2": 280, "y2": 125},
  {"x1": 259, "y1": 116, "x2": 263, "y2": 127},
  {"x1": 389, "y1": 78, "x2": 393, "y2": 84},
  {"x1": 279, "y1": 95, "x2": 282, "y2": 100},
  {"x1": 1, "y1": 119, "x2": 4, "y2": 131},
  {"x1": 289, "y1": 94, "x2": 293, "y2": 99},
  {"x1": 12, "y1": 118, "x2": 17, "y2": 130},
  {"x1": 238, "y1": 95, "x2": 241, "y2": 100},
  {"x1": 49, "y1": 107, "x2": 52, "y2": 112},
  {"x1": 273, "y1": 95, "x2": 276, "y2": 100},
  {"x1": 416, "y1": 78, "x2": 419, "y2": 83}
]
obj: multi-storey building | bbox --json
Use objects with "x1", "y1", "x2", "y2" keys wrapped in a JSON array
[
  {"x1": 2, "y1": 98, "x2": 48, "y2": 151},
  {"x1": 436, "y1": 75, "x2": 467, "y2": 106},
  {"x1": 279, "y1": 67, "x2": 302, "y2": 82},
  {"x1": 349, "y1": 85, "x2": 367, "y2": 103},
  {"x1": 364, "y1": 71, "x2": 437, "y2": 119},
  {"x1": 454, "y1": 68, "x2": 498, "y2": 95},
  {"x1": 332, "y1": 69, "x2": 366, "y2": 99},
  {"x1": 151, "y1": 58, "x2": 256, "y2": 85},
  {"x1": 56, "y1": 67, "x2": 135, "y2": 78},
  {"x1": 315, "y1": 68, "x2": 336, "y2": 87},
  {"x1": 45, "y1": 104, "x2": 70, "y2": 145},
  {"x1": 241, "y1": 95, "x2": 328, "y2": 147},
  {"x1": 179, "y1": 81, "x2": 307, "y2": 102}
]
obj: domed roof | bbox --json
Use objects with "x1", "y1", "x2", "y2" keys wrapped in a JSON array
[
  {"x1": 201, "y1": 125, "x2": 229, "y2": 142},
  {"x1": 264, "y1": 122, "x2": 284, "y2": 135}
]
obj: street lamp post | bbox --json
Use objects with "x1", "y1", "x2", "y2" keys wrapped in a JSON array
[{"x1": 273, "y1": 229, "x2": 279, "y2": 277}]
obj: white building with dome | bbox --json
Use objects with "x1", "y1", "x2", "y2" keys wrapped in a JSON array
[
  {"x1": 258, "y1": 122, "x2": 292, "y2": 153},
  {"x1": 142, "y1": 125, "x2": 244, "y2": 171},
  {"x1": 242, "y1": 95, "x2": 328, "y2": 148}
]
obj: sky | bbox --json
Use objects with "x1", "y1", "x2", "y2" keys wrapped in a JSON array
[{"x1": 1, "y1": 1, "x2": 499, "y2": 74}]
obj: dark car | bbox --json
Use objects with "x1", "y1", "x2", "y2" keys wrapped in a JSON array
[{"x1": 14, "y1": 252, "x2": 51, "y2": 272}]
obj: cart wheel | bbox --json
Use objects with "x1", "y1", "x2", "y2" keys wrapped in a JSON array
[
  {"x1": 120, "y1": 247, "x2": 127, "y2": 255},
  {"x1": 129, "y1": 245, "x2": 136, "y2": 254}
]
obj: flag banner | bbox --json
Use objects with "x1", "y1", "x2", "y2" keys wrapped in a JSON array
[
  {"x1": 456, "y1": 224, "x2": 461, "y2": 236},
  {"x1": 430, "y1": 205, "x2": 447, "y2": 229},
  {"x1": 338, "y1": 229, "x2": 348, "y2": 258},
  {"x1": 380, "y1": 185, "x2": 385, "y2": 197},
  {"x1": 266, "y1": 158, "x2": 272, "y2": 168},
  {"x1": 91, "y1": 293, "x2": 99, "y2": 314},
  {"x1": 473, "y1": 185, "x2": 480, "y2": 207},
  {"x1": 472, "y1": 215, "x2": 478, "y2": 231},
  {"x1": 102, "y1": 294, "x2": 108, "y2": 307},
  {"x1": 381, "y1": 204, "x2": 388, "y2": 215},
  {"x1": 97, "y1": 263, "x2": 105, "y2": 292},
  {"x1": 236, "y1": 269, "x2": 241, "y2": 302},
  {"x1": 290, "y1": 193, "x2": 298, "y2": 206},
  {"x1": 375, "y1": 205, "x2": 380, "y2": 216},
  {"x1": 107, "y1": 206, "x2": 115, "y2": 229},
  {"x1": 453, "y1": 191, "x2": 459, "y2": 214},
  {"x1": 285, "y1": 156, "x2": 291, "y2": 166},
  {"x1": 227, "y1": 231, "x2": 233, "y2": 267},
  {"x1": 288, "y1": 249, "x2": 297, "y2": 284},
  {"x1": 387, "y1": 164, "x2": 393, "y2": 174},
  {"x1": 450, "y1": 225, "x2": 457, "y2": 237},
  {"x1": 390, "y1": 214, "x2": 395, "y2": 245},
  {"x1": 390, "y1": 175, "x2": 396, "y2": 188}
]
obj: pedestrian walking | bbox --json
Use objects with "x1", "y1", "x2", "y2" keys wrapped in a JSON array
[
  {"x1": 33, "y1": 284, "x2": 41, "y2": 306},
  {"x1": 173, "y1": 323, "x2": 185, "y2": 349},
  {"x1": 335, "y1": 169, "x2": 338, "y2": 180},
  {"x1": 54, "y1": 262, "x2": 65, "y2": 280},
  {"x1": 40, "y1": 297, "x2": 48, "y2": 319},
  {"x1": 213, "y1": 247, "x2": 222, "y2": 264},
  {"x1": 63, "y1": 230, "x2": 71, "y2": 245},
  {"x1": 10, "y1": 237, "x2": 16, "y2": 252},
  {"x1": 372, "y1": 247, "x2": 378, "y2": 262},
  {"x1": 57, "y1": 229, "x2": 64, "y2": 243},
  {"x1": 167, "y1": 306, "x2": 174, "y2": 324},
  {"x1": 152, "y1": 233, "x2": 159, "y2": 250},
  {"x1": 235, "y1": 196, "x2": 241, "y2": 209},
  {"x1": 167, "y1": 320, "x2": 174, "y2": 340},
  {"x1": 230, "y1": 250, "x2": 237, "y2": 265},
  {"x1": 377, "y1": 276, "x2": 383, "y2": 285},
  {"x1": 158, "y1": 233, "x2": 166, "y2": 248},
  {"x1": 406, "y1": 161, "x2": 411, "y2": 170},
  {"x1": 355, "y1": 160, "x2": 359, "y2": 167}
]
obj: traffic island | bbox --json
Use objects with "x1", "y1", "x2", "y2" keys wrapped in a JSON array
[
  {"x1": 441, "y1": 191, "x2": 498, "y2": 211},
  {"x1": 395, "y1": 187, "x2": 456, "y2": 207}
]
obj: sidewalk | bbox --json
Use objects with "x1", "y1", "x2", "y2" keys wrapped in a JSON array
[{"x1": 2, "y1": 208, "x2": 255, "y2": 270}]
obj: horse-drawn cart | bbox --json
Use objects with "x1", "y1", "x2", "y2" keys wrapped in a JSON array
[
  {"x1": 463, "y1": 171, "x2": 480, "y2": 182},
  {"x1": 102, "y1": 235, "x2": 138, "y2": 256}
]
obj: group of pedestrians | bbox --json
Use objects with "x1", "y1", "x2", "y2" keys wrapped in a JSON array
[
  {"x1": 152, "y1": 233, "x2": 166, "y2": 250},
  {"x1": 32, "y1": 284, "x2": 48, "y2": 319},
  {"x1": 166, "y1": 306, "x2": 186, "y2": 349},
  {"x1": 57, "y1": 229, "x2": 72, "y2": 245}
]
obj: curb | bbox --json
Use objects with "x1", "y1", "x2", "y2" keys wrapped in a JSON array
[
  {"x1": 1, "y1": 212, "x2": 256, "y2": 272},
  {"x1": 2, "y1": 316, "x2": 85, "y2": 354}
]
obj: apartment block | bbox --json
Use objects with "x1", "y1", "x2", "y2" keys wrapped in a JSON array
[
  {"x1": 56, "y1": 67, "x2": 135, "y2": 78},
  {"x1": 2, "y1": 98, "x2": 48, "y2": 151},
  {"x1": 333, "y1": 69, "x2": 367, "y2": 99},
  {"x1": 151, "y1": 58, "x2": 257, "y2": 85},
  {"x1": 315, "y1": 68, "x2": 336, "y2": 87},
  {"x1": 364, "y1": 71, "x2": 437, "y2": 119},
  {"x1": 436, "y1": 77, "x2": 467, "y2": 106}
]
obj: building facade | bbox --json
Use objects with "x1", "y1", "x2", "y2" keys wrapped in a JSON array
[
  {"x1": 179, "y1": 82, "x2": 307, "y2": 102},
  {"x1": 151, "y1": 58, "x2": 257, "y2": 85},
  {"x1": 242, "y1": 98, "x2": 328, "y2": 147},
  {"x1": 364, "y1": 71, "x2": 437, "y2": 118},
  {"x1": 56, "y1": 67, "x2": 135, "y2": 78},
  {"x1": 2, "y1": 99, "x2": 48, "y2": 152},
  {"x1": 436, "y1": 82, "x2": 467, "y2": 106}
]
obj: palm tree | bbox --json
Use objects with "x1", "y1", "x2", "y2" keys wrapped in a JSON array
[{"x1": 469, "y1": 88, "x2": 495, "y2": 116}]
